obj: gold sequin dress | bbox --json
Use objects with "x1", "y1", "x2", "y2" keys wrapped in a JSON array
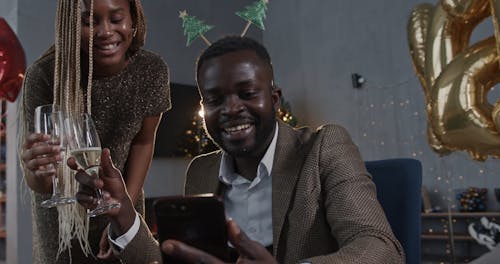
[{"x1": 22, "y1": 48, "x2": 171, "y2": 264}]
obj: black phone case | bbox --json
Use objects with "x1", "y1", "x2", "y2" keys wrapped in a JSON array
[{"x1": 153, "y1": 194, "x2": 229, "y2": 263}]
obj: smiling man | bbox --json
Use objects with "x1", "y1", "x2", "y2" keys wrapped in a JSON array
[{"x1": 75, "y1": 36, "x2": 404, "y2": 264}]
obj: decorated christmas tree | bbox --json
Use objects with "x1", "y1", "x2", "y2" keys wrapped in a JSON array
[
  {"x1": 236, "y1": 0, "x2": 269, "y2": 36},
  {"x1": 278, "y1": 96, "x2": 298, "y2": 127},
  {"x1": 176, "y1": 108, "x2": 218, "y2": 158},
  {"x1": 179, "y1": 10, "x2": 214, "y2": 46}
]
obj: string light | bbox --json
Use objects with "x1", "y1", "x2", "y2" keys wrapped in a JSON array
[{"x1": 356, "y1": 73, "x2": 498, "y2": 260}]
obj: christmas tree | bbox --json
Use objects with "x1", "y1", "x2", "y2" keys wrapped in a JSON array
[
  {"x1": 176, "y1": 108, "x2": 218, "y2": 158},
  {"x1": 179, "y1": 10, "x2": 214, "y2": 46},
  {"x1": 278, "y1": 96, "x2": 298, "y2": 127},
  {"x1": 236, "y1": 0, "x2": 269, "y2": 36}
]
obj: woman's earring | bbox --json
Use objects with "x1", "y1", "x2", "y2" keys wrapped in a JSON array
[{"x1": 132, "y1": 28, "x2": 137, "y2": 37}]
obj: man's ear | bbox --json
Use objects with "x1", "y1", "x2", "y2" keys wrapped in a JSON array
[{"x1": 272, "y1": 84, "x2": 282, "y2": 111}]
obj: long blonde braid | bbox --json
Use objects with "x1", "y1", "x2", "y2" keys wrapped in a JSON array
[
  {"x1": 53, "y1": 0, "x2": 92, "y2": 260},
  {"x1": 55, "y1": 0, "x2": 149, "y2": 260}
]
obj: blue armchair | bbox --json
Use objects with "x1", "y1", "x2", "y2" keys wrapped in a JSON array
[{"x1": 365, "y1": 158, "x2": 422, "y2": 264}]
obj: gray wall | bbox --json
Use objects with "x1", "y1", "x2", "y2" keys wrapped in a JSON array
[
  {"x1": 264, "y1": 0, "x2": 500, "y2": 212},
  {"x1": 8, "y1": 0, "x2": 500, "y2": 263}
]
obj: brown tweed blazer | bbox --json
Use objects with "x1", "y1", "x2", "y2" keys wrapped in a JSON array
[{"x1": 117, "y1": 121, "x2": 405, "y2": 263}]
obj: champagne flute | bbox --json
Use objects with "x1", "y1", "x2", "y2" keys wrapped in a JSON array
[
  {"x1": 34, "y1": 104, "x2": 76, "y2": 208},
  {"x1": 66, "y1": 113, "x2": 120, "y2": 217}
]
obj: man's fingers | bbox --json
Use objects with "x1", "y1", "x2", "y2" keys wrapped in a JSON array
[
  {"x1": 161, "y1": 240, "x2": 224, "y2": 264},
  {"x1": 227, "y1": 221, "x2": 268, "y2": 259},
  {"x1": 67, "y1": 157, "x2": 78, "y2": 170},
  {"x1": 75, "y1": 192, "x2": 97, "y2": 209},
  {"x1": 97, "y1": 227, "x2": 113, "y2": 259},
  {"x1": 100, "y1": 148, "x2": 120, "y2": 179},
  {"x1": 75, "y1": 170, "x2": 102, "y2": 189}
]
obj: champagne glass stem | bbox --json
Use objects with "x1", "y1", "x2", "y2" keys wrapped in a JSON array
[
  {"x1": 85, "y1": 166, "x2": 120, "y2": 217},
  {"x1": 51, "y1": 175, "x2": 58, "y2": 197},
  {"x1": 40, "y1": 163, "x2": 75, "y2": 207},
  {"x1": 95, "y1": 188, "x2": 104, "y2": 204}
]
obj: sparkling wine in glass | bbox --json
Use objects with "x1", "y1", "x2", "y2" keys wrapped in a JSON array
[
  {"x1": 66, "y1": 113, "x2": 120, "y2": 217},
  {"x1": 34, "y1": 104, "x2": 76, "y2": 208}
]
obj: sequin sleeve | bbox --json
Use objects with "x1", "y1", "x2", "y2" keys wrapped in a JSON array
[{"x1": 138, "y1": 50, "x2": 171, "y2": 117}]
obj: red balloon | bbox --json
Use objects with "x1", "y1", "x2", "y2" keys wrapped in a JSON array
[{"x1": 0, "y1": 17, "x2": 26, "y2": 102}]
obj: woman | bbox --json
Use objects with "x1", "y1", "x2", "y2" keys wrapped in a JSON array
[{"x1": 20, "y1": 0, "x2": 170, "y2": 263}]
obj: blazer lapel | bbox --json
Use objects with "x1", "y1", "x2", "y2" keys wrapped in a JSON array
[
  {"x1": 187, "y1": 152, "x2": 225, "y2": 195},
  {"x1": 205, "y1": 154, "x2": 225, "y2": 195},
  {"x1": 271, "y1": 121, "x2": 309, "y2": 255}
]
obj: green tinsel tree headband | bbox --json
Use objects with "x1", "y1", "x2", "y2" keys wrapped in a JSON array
[{"x1": 179, "y1": 0, "x2": 269, "y2": 47}]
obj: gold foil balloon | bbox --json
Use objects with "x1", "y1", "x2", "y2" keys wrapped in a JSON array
[
  {"x1": 490, "y1": 0, "x2": 500, "y2": 67},
  {"x1": 493, "y1": 100, "x2": 500, "y2": 131},
  {"x1": 440, "y1": 0, "x2": 490, "y2": 21},
  {"x1": 408, "y1": 3, "x2": 452, "y2": 154},
  {"x1": 408, "y1": 0, "x2": 500, "y2": 160},
  {"x1": 408, "y1": 3, "x2": 434, "y2": 93},
  {"x1": 432, "y1": 37, "x2": 500, "y2": 160}
]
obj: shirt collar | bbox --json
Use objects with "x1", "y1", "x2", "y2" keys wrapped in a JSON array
[{"x1": 219, "y1": 122, "x2": 279, "y2": 185}]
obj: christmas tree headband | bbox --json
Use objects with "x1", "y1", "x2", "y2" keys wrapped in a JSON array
[{"x1": 179, "y1": 0, "x2": 269, "y2": 46}]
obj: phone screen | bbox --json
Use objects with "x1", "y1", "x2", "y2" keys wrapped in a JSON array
[{"x1": 154, "y1": 194, "x2": 229, "y2": 263}]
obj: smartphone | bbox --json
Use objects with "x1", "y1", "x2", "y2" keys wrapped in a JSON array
[{"x1": 153, "y1": 194, "x2": 229, "y2": 263}]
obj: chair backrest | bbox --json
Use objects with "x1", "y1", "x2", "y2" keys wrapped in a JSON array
[{"x1": 365, "y1": 158, "x2": 422, "y2": 264}]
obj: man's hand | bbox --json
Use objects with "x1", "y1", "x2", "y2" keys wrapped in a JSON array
[
  {"x1": 72, "y1": 148, "x2": 136, "y2": 237},
  {"x1": 161, "y1": 220, "x2": 278, "y2": 264},
  {"x1": 97, "y1": 226, "x2": 116, "y2": 260}
]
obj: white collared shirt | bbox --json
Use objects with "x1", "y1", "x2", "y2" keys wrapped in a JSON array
[
  {"x1": 110, "y1": 123, "x2": 279, "y2": 249},
  {"x1": 219, "y1": 123, "x2": 278, "y2": 247}
]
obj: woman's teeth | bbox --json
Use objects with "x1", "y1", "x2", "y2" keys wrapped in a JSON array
[{"x1": 97, "y1": 43, "x2": 118, "y2": 50}]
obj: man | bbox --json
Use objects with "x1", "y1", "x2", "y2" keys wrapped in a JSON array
[{"x1": 74, "y1": 36, "x2": 404, "y2": 263}]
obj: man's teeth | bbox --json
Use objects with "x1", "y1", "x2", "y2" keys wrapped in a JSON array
[
  {"x1": 98, "y1": 43, "x2": 118, "y2": 50},
  {"x1": 225, "y1": 124, "x2": 251, "y2": 133}
]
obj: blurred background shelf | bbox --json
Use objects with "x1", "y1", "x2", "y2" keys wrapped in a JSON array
[
  {"x1": 422, "y1": 212, "x2": 500, "y2": 218},
  {"x1": 421, "y1": 212, "x2": 497, "y2": 263}
]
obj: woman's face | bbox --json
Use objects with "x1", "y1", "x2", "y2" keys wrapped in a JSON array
[{"x1": 81, "y1": 0, "x2": 134, "y2": 76}]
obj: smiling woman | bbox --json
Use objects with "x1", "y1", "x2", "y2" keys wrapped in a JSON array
[
  {"x1": 81, "y1": 0, "x2": 136, "y2": 77},
  {"x1": 19, "y1": 0, "x2": 170, "y2": 263}
]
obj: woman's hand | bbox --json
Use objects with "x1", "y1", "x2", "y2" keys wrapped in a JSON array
[{"x1": 21, "y1": 133, "x2": 62, "y2": 193}]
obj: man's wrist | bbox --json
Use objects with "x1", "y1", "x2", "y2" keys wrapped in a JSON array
[
  {"x1": 109, "y1": 212, "x2": 141, "y2": 250},
  {"x1": 109, "y1": 196, "x2": 136, "y2": 238}
]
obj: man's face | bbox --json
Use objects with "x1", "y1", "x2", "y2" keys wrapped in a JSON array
[{"x1": 198, "y1": 50, "x2": 280, "y2": 158}]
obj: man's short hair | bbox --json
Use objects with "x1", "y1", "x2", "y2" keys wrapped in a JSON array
[{"x1": 195, "y1": 36, "x2": 273, "y2": 83}]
